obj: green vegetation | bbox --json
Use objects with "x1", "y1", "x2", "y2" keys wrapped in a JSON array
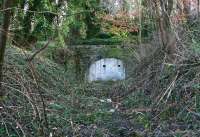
[{"x1": 1, "y1": 0, "x2": 200, "y2": 137}]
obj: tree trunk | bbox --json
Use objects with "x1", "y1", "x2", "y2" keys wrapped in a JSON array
[
  {"x1": 154, "y1": 0, "x2": 177, "y2": 63},
  {"x1": 0, "y1": 0, "x2": 14, "y2": 97},
  {"x1": 198, "y1": 0, "x2": 199, "y2": 18},
  {"x1": 183, "y1": 0, "x2": 192, "y2": 22},
  {"x1": 23, "y1": 0, "x2": 41, "y2": 44}
]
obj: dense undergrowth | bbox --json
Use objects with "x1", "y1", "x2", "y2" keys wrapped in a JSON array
[
  {"x1": 1, "y1": 37, "x2": 200, "y2": 137},
  {"x1": 2, "y1": 0, "x2": 200, "y2": 137},
  {"x1": 1, "y1": 22, "x2": 200, "y2": 137}
]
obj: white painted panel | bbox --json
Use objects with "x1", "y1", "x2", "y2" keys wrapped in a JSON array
[{"x1": 88, "y1": 58, "x2": 125, "y2": 82}]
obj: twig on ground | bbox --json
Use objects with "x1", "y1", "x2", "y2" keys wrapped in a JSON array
[
  {"x1": 157, "y1": 71, "x2": 179, "y2": 105},
  {"x1": 28, "y1": 62, "x2": 49, "y2": 136}
]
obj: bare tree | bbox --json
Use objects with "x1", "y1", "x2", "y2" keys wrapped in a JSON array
[
  {"x1": 0, "y1": 0, "x2": 14, "y2": 97},
  {"x1": 197, "y1": 0, "x2": 200, "y2": 18},
  {"x1": 153, "y1": 0, "x2": 177, "y2": 63},
  {"x1": 183, "y1": 0, "x2": 192, "y2": 22}
]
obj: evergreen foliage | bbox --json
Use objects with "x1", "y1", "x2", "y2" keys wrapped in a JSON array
[{"x1": 1, "y1": 0, "x2": 200, "y2": 136}]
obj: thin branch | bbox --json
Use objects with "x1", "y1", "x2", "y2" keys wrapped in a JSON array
[
  {"x1": 157, "y1": 71, "x2": 179, "y2": 105},
  {"x1": 0, "y1": 7, "x2": 58, "y2": 15},
  {"x1": 26, "y1": 39, "x2": 52, "y2": 62},
  {"x1": 28, "y1": 62, "x2": 49, "y2": 136},
  {"x1": 0, "y1": 7, "x2": 94, "y2": 17}
]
